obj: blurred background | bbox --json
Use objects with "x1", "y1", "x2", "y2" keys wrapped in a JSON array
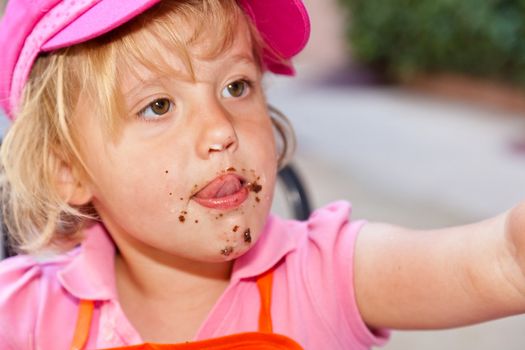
[
  {"x1": 270, "y1": 0, "x2": 525, "y2": 349},
  {"x1": 2, "y1": 0, "x2": 525, "y2": 348}
]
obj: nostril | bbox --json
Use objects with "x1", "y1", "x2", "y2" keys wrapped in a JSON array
[
  {"x1": 225, "y1": 140, "x2": 235, "y2": 150},
  {"x1": 207, "y1": 137, "x2": 236, "y2": 154},
  {"x1": 209, "y1": 144, "x2": 224, "y2": 152}
]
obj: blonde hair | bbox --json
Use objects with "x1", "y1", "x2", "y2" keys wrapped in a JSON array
[{"x1": 0, "y1": 0, "x2": 296, "y2": 255}]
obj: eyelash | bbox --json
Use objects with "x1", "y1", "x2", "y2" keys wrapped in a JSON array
[
  {"x1": 222, "y1": 79, "x2": 254, "y2": 99},
  {"x1": 136, "y1": 98, "x2": 175, "y2": 122}
]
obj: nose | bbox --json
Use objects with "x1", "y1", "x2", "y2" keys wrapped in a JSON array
[{"x1": 195, "y1": 100, "x2": 238, "y2": 159}]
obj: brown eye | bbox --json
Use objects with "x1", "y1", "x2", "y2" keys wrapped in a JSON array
[
  {"x1": 151, "y1": 98, "x2": 171, "y2": 114},
  {"x1": 138, "y1": 98, "x2": 173, "y2": 119},
  {"x1": 222, "y1": 80, "x2": 250, "y2": 98}
]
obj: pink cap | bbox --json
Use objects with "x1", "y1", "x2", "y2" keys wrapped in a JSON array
[{"x1": 0, "y1": 0, "x2": 310, "y2": 120}]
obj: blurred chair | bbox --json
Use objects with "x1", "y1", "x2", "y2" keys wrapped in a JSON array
[
  {"x1": 1, "y1": 221, "x2": 11, "y2": 259},
  {"x1": 277, "y1": 164, "x2": 312, "y2": 221},
  {"x1": 1, "y1": 163, "x2": 312, "y2": 260}
]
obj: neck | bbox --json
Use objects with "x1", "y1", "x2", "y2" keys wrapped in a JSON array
[
  {"x1": 111, "y1": 235, "x2": 234, "y2": 343},
  {"x1": 114, "y1": 240, "x2": 233, "y2": 302}
]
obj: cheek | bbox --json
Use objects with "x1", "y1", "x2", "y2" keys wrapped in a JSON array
[
  {"x1": 242, "y1": 118, "x2": 277, "y2": 164},
  {"x1": 89, "y1": 149, "x2": 189, "y2": 218}
]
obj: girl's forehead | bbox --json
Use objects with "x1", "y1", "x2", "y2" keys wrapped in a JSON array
[
  {"x1": 122, "y1": 52, "x2": 257, "y2": 93},
  {"x1": 117, "y1": 13, "x2": 257, "y2": 85}
]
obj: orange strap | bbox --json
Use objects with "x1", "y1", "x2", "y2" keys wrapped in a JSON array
[
  {"x1": 71, "y1": 269, "x2": 287, "y2": 350},
  {"x1": 256, "y1": 268, "x2": 274, "y2": 333},
  {"x1": 71, "y1": 299, "x2": 95, "y2": 350}
]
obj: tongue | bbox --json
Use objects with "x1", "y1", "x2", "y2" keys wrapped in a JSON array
[{"x1": 194, "y1": 174, "x2": 242, "y2": 199}]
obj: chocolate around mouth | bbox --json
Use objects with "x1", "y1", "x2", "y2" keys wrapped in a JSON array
[{"x1": 192, "y1": 174, "x2": 247, "y2": 199}]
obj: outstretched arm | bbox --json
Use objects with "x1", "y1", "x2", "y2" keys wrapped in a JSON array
[{"x1": 354, "y1": 202, "x2": 525, "y2": 330}]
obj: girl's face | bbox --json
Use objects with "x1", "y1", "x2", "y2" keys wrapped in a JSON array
[{"x1": 74, "y1": 16, "x2": 277, "y2": 263}]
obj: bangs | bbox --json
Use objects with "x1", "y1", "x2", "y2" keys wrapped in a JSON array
[
  {"x1": 68, "y1": 0, "x2": 264, "y2": 140},
  {"x1": 117, "y1": 0, "x2": 248, "y2": 78}
]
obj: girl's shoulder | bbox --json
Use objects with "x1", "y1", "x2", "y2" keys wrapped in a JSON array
[
  {"x1": 0, "y1": 250, "x2": 78, "y2": 348},
  {"x1": 272, "y1": 200, "x2": 364, "y2": 245},
  {"x1": 0, "y1": 250, "x2": 76, "y2": 292},
  {"x1": 0, "y1": 251, "x2": 71, "y2": 293},
  {"x1": 0, "y1": 255, "x2": 43, "y2": 315},
  {"x1": 303, "y1": 200, "x2": 358, "y2": 232}
]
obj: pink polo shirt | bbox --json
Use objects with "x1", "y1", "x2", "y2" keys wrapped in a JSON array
[{"x1": 0, "y1": 201, "x2": 389, "y2": 349}]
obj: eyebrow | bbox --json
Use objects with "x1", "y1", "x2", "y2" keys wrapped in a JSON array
[
  {"x1": 122, "y1": 52, "x2": 258, "y2": 98},
  {"x1": 122, "y1": 70, "x2": 189, "y2": 98},
  {"x1": 228, "y1": 52, "x2": 257, "y2": 66}
]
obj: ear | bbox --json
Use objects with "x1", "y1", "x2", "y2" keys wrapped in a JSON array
[{"x1": 56, "y1": 162, "x2": 93, "y2": 206}]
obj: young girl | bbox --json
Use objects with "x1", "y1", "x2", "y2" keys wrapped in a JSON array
[{"x1": 1, "y1": 0, "x2": 525, "y2": 349}]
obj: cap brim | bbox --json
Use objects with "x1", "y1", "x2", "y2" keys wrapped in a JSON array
[
  {"x1": 43, "y1": 0, "x2": 310, "y2": 70},
  {"x1": 244, "y1": 0, "x2": 310, "y2": 59},
  {"x1": 42, "y1": 0, "x2": 161, "y2": 51}
]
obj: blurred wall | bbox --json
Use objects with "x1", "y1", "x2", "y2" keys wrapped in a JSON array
[{"x1": 295, "y1": 0, "x2": 349, "y2": 75}]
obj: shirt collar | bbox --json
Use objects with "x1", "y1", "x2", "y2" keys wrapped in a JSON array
[
  {"x1": 57, "y1": 222, "x2": 117, "y2": 301},
  {"x1": 57, "y1": 214, "x2": 302, "y2": 300},
  {"x1": 231, "y1": 214, "x2": 303, "y2": 281}
]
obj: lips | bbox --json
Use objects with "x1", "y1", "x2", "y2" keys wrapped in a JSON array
[{"x1": 192, "y1": 174, "x2": 249, "y2": 210}]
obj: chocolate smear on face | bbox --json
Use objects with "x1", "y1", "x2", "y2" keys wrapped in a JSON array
[
  {"x1": 248, "y1": 182, "x2": 262, "y2": 193},
  {"x1": 227, "y1": 167, "x2": 236, "y2": 172},
  {"x1": 221, "y1": 246, "x2": 234, "y2": 256},
  {"x1": 233, "y1": 225, "x2": 239, "y2": 232},
  {"x1": 178, "y1": 215, "x2": 185, "y2": 223},
  {"x1": 243, "y1": 228, "x2": 252, "y2": 243},
  {"x1": 255, "y1": 197, "x2": 260, "y2": 203}
]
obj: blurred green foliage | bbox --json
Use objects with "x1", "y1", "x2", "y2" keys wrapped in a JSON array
[{"x1": 338, "y1": 0, "x2": 525, "y2": 86}]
